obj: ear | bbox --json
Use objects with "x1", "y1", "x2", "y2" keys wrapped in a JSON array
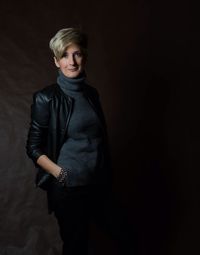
[{"x1": 54, "y1": 57, "x2": 60, "y2": 68}]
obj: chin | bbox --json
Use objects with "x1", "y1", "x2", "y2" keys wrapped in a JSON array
[
  {"x1": 65, "y1": 70, "x2": 82, "y2": 78},
  {"x1": 69, "y1": 73, "x2": 80, "y2": 78}
]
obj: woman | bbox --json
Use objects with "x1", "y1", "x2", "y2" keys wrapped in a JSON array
[{"x1": 26, "y1": 28, "x2": 112, "y2": 255}]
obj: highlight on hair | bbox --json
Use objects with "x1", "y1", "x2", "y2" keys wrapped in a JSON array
[{"x1": 49, "y1": 28, "x2": 88, "y2": 60}]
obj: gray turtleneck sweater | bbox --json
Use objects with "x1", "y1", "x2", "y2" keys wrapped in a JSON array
[{"x1": 57, "y1": 71, "x2": 104, "y2": 187}]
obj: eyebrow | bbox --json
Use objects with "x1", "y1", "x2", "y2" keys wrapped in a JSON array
[
  {"x1": 61, "y1": 50, "x2": 81, "y2": 58},
  {"x1": 64, "y1": 49, "x2": 81, "y2": 53}
]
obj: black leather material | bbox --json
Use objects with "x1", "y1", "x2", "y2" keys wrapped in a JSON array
[{"x1": 26, "y1": 83, "x2": 112, "y2": 190}]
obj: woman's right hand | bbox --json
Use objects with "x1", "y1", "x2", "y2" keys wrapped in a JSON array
[{"x1": 36, "y1": 154, "x2": 62, "y2": 178}]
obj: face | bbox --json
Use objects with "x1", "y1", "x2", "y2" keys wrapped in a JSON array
[{"x1": 54, "y1": 43, "x2": 85, "y2": 78}]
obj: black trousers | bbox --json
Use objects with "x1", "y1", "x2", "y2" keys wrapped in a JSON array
[
  {"x1": 52, "y1": 184, "x2": 106, "y2": 255},
  {"x1": 51, "y1": 183, "x2": 137, "y2": 255}
]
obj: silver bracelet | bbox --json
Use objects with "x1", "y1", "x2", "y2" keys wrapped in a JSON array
[{"x1": 57, "y1": 168, "x2": 68, "y2": 185}]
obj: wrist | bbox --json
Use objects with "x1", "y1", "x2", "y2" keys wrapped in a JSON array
[{"x1": 54, "y1": 167, "x2": 62, "y2": 178}]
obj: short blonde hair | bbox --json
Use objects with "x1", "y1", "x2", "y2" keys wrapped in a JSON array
[{"x1": 49, "y1": 28, "x2": 88, "y2": 60}]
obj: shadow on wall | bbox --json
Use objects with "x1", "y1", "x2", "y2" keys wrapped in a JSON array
[
  {"x1": 134, "y1": 73, "x2": 177, "y2": 255},
  {"x1": 105, "y1": 68, "x2": 179, "y2": 255}
]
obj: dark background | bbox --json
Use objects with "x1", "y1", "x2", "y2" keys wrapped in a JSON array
[{"x1": 0, "y1": 0, "x2": 199, "y2": 254}]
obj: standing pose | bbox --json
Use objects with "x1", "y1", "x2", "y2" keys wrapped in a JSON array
[{"x1": 26, "y1": 27, "x2": 112, "y2": 255}]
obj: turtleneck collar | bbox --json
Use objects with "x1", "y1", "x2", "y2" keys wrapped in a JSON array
[{"x1": 57, "y1": 70, "x2": 86, "y2": 93}]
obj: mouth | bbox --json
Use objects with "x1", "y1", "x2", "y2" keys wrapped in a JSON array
[{"x1": 68, "y1": 68, "x2": 78, "y2": 72}]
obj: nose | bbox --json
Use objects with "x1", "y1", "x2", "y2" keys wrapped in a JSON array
[{"x1": 69, "y1": 54, "x2": 76, "y2": 65}]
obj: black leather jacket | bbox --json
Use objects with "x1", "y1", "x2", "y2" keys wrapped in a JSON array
[{"x1": 26, "y1": 83, "x2": 112, "y2": 191}]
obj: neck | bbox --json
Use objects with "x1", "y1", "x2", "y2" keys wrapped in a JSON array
[{"x1": 57, "y1": 70, "x2": 86, "y2": 92}]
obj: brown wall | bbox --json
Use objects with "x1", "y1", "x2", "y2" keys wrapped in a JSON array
[{"x1": 0, "y1": 0, "x2": 199, "y2": 254}]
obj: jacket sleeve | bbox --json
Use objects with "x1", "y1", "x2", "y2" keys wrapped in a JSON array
[{"x1": 26, "y1": 91, "x2": 50, "y2": 165}]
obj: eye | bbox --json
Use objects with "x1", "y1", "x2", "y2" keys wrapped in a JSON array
[
  {"x1": 74, "y1": 52, "x2": 82, "y2": 57},
  {"x1": 61, "y1": 52, "x2": 68, "y2": 58}
]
